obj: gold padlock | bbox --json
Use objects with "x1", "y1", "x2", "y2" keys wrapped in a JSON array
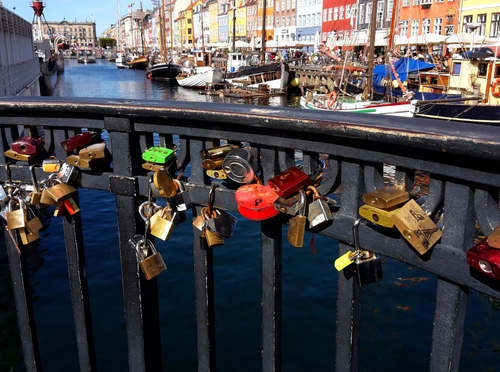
[
  {"x1": 358, "y1": 204, "x2": 399, "y2": 228},
  {"x1": 45, "y1": 181, "x2": 77, "y2": 203},
  {"x1": 487, "y1": 224, "x2": 500, "y2": 249},
  {"x1": 153, "y1": 169, "x2": 178, "y2": 198},
  {"x1": 151, "y1": 208, "x2": 176, "y2": 241},
  {"x1": 78, "y1": 142, "x2": 107, "y2": 160},
  {"x1": 391, "y1": 199, "x2": 442, "y2": 254},
  {"x1": 362, "y1": 187, "x2": 410, "y2": 209},
  {"x1": 4, "y1": 148, "x2": 35, "y2": 161},
  {"x1": 6, "y1": 198, "x2": 27, "y2": 230},
  {"x1": 66, "y1": 154, "x2": 94, "y2": 168},
  {"x1": 287, "y1": 189, "x2": 307, "y2": 247},
  {"x1": 130, "y1": 236, "x2": 167, "y2": 280}
]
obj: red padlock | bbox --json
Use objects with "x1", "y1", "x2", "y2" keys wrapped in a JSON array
[
  {"x1": 11, "y1": 136, "x2": 43, "y2": 155},
  {"x1": 61, "y1": 132, "x2": 95, "y2": 152},
  {"x1": 235, "y1": 184, "x2": 280, "y2": 221},
  {"x1": 467, "y1": 238, "x2": 500, "y2": 280},
  {"x1": 267, "y1": 166, "x2": 311, "y2": 198}
]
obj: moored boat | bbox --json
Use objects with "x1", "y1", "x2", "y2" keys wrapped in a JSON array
[
  {"x1": 147, "y1": 61, "x2": 183, "y2": 80},
  {"x1": 176, "y1": 66, "x2": 224, "y2": 88}
]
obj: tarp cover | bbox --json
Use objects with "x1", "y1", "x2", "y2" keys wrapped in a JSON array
[{"x1": 372, "y1": 57, "x2": 434, "y2": 87}]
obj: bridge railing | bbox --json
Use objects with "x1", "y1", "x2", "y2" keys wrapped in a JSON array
[{"x1": 1, "y1": 96, "x2": 500, "y2": 371}]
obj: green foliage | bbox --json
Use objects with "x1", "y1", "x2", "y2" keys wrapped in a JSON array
[{"x1": 98, "y1": 38, "x2": 116, "y2": 48}]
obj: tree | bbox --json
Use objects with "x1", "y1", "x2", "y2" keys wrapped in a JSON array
[{"x1": 98, "y1": 38, "x2": 116, "y2": 48}]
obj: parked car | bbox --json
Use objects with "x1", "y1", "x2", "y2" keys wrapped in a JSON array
[{"x1": 461, "y1": 47, "x2": 500, "y2": 59}]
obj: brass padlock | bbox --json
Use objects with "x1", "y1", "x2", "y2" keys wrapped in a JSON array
[
  {"x1": 274, "y1": 192, "x2": 302, "y2": 216},
  {"x1": 19, "y1": 208, "x2": 43, "y2": 245},
  {"x1": 142, "y1": 162, "x2": 165, "y2": 172},
  {"x1": 307, "y1": 185, "x2": 333, "y2": 228},
  {"x1": 130, "y1": 234, "x2": 167, "y2": 280},
  {"x1": 200, "y1": 145, "x2": 234, "y2": 160},
  {"x1": 487, "y1": 223, "x2": 500, "y2": 249},
  {"x1": 153, "y1": 169, "x2": 178, "y2": 198},
  {"x1": 391, "y1": 199, "x2": 442, "y2": 254},
  {"x1": 4, "y1": 148, "x2": 35, "y2": 161},
  {"x1": 29, "y1": 164, "x2": 43, "y2": 206},
  {"x1": 6, "y1": 198, "x2": 27, "y2": 230},
  {"x1": 206, "y1": 169, "x2": 227, "y2": 180},
  {"x1": 287, "y1": 189, "x2": 307, "y2": 247},
  {"x1": 79, "y1": 142, "x2": 107, "y2": 160},
  {"x1": 201, "y1": 158, "x2": 224, "y2": 170},
  {"x1": 39, "y1": 187, "x2": 58, "y2": 206},
  {"x1": 151, "y1": 207, "x2": 176, "y2": 241},
  {"x1": 358, "y1": 204, "x2": 399, "y2": 228},
  {"x1": 362, "y1": 187, "x2": 410, "y2": 209},
  {"x1": 66, "y1": 154, "x2": 94, "y2": 168},
  {"x1": 203, "y1": 227, "x2": 225, "y2": 248},
  {"x1": 45, "y1": 180, "x2": 77, "y2": 203}
]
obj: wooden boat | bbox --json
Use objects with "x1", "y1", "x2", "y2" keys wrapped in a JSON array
[
  {"x1": 176, "y1": 66, "x2": 224, "y2": 88},
  {"x1": 126, "y1": 55, "x2": 148, "y2": 70},
  {"x1": 414, "y1": 55, "x2": 500, "y2": 124}
]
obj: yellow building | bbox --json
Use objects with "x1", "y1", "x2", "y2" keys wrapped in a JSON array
[
  {"x1": 229, "y1": 0, "x2": 247, "y2": 42},
  {"x1": 208, "y1": 0, "x2": 219, "y2": 43},
  {"x1": 460, "y1": 0, "x2": 500, "y2": 38}
]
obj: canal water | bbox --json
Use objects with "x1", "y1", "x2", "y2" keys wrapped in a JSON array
[{"x1": 1, "y1": 59, "x2": 499, "y2": 372}]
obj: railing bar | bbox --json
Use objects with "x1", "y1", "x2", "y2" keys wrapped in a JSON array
[
  {"x1": 3, "y1": 228, "x2": 42, "y2": 371},
  {"x1": 261, "y1": 218, "x2": 282, "y2": 372},
  {"x1": 62, "y1": 193, "x2": 97, "y2": 371},
  {"x1": 260, "y1": 146, "x2": 282, "y2": 372},
  {"x1": 336, "y1": 161, "x2": 364, "y2": 372},
  {"x1": 193, "y1": 207, "x2": 217, "y2": 371},
  {"x1": 430, "y1": 182, "x2": 475, "y2": 371}
]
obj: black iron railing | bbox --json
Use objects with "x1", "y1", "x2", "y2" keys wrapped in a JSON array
[{"x1": 1, "y1": 96, "x2": 500, "y2": 372}]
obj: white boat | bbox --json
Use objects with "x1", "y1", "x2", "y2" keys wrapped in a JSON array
[
  {"x1": 176, "y1": 66, "x2": 224, "y2": 88},
  {"x1": 300, "y1": 92, "x2": 414, "y2": 116}
]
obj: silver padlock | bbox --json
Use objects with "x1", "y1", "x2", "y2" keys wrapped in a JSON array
[
  {"x1": 273, "y1": 192, "x2": 302, "y2": 216},
  {"x1": 169, "y1": 179, "x2": 190, "y2": 211},
  {"x1": 57, "y1": 163, "x2": 79, "y2": 183},
  {"x1": 344, "y1": 219, "x2": 383, "y2": 286},
  {"x1": 129, "y1": 234, "x2": 167, "y2": 280},
  {"x1": 306, "y1": 186, "x2": 334, "y2": 228}
]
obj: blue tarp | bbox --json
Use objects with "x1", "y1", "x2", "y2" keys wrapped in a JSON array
[{"x1": 372, "y1": 57, "x2": 435, "y2": 87}]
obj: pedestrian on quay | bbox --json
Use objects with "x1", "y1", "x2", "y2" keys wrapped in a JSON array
[
  {"x1": 294, "y1": 50, "x2": 300, "y2": 65},
  {"x1": 301, "y1": 51, "x2": 307, "y2": 66}
]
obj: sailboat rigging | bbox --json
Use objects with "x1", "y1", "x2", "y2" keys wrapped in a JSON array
[{"x1": 147, "y1": 0, "x2": 183, "y2": 80}]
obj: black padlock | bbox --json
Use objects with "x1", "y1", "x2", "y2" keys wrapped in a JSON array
[{"x1": 344, "y1": 219, "x2": 384, "y2": 286}]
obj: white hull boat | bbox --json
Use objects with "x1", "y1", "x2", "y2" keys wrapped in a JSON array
[{"x1": 176, "y1": 66, "x2": 223, "y2": 88}]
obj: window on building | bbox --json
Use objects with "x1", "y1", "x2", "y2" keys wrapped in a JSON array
[
  {"x1": 491, "y1": 13, "x2": 500, "y2": 38},
  {"x1": 317, "y1": 12, "x2": 321, "y2": 26},
  {"x1": 286, "y1": 15, "x2": 290, "y2": 26},
  {"x1": 276, "y1": 1, "x2": 280, "y2": 11},
  {"x1": 334, "y1": 7, "x2": 338, "y2": 21},
  {"x1": 387, "y1": 0, "x2": 393, "y2": 21},
  {"x1": 340, "y1": 6, "x2": 344, "y2": 20},
  {"x1": 477, "y1": 14, "x2": 486, "y2": 35},
  {"x1": 323, "y1": 9, "x2": 327, "y2": 22},
  {"x1": 403, "y1": 0, "x2": 410, "y2": 6},
  {"x1": 453, "y1": 62, "x2": 461, "y2": 75},
  {"x1": 292, "y1": 0, "x2": 296, "y2": 9},
  {"x1": 376, "y1": 1, "x2": 384, "y2": 24},
  {"x1": 462, "y1": 15, "x2": 472, "y2": 32},
  {"x1": 411, "y1": 19, "x2": 419, "y2": 37},
  {"x1": 328, "y1": 8, "x2": 332, "y2": 21},
  {"x1": 366, "y1": 3, "x2": 372, "y2": 25},
  {"x1": 276, "y1": 17, "x2": 280, "y2": 27},
  {"x1": 434, "y1": 18, "x2": 442, "y2": 34},
  {"x1": 359, "y1": 4, "x2": 365, "y2": 24},
  {"x1": 422, "y1": 18, "x2": 430, "y2": 34}
]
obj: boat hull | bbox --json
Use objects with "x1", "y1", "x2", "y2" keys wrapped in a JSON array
[
  {"x1": 39, "y1": 60, "x2": 58, "y2": 96},
  {"x1": 414, "y1": 102, "x2": 500, "y2": 124},
  {"x1": 177, "y1": 67, "x2": 224, "y2": 88},
  {"x1": 148, "y1": 62, "x2": 183, "y2": 80}
]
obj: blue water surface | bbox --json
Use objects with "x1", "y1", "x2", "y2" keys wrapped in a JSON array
[{"x1": 2, "y1": 59, "x2": 499, "y2": 372}]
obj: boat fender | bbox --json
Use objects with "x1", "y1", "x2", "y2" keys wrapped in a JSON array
[
  {"x1": 327, "y1": 91, "x2": 337, "y2": 108},
  {"x1": 491, "y1": 78, "x2": 500, "y2": 98}
]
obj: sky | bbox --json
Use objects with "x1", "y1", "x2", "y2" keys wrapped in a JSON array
[{"x1": 1, "y1": 0, "x2": 152, "y2": 36}]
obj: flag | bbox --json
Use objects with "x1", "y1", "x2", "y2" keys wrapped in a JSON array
[{"x1": 128, "y1": 3, "x2": 135, "y2": 7}]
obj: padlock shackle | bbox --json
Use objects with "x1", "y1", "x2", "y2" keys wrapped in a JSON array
[
  {"x1": 353, "y1": 218, "x2": 366, "y2": 254},
  {"x1": 30, "y1": 164, "x2": 42, "y2": 191},
  {"x1": 207, "y1": 184, "x2": 219, "y2": 215}
]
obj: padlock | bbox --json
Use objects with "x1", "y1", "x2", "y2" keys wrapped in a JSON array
[
  {"x1": 130, "y1": 234, "x2": 167, "y2": 280},
  {"x1": 66, "y1": 154, "x2": 94, "y2": 168},
  {"x1": 151, "y1": 206, "x2": 177, "y2": 241},
  {"x1": 222, "y1": 148, "x2": 258, "y2": 183},
  {"x1": 268, "y1": 166, "x2": 311, "y2": 198},
  {"x1": 53, "y1": 202, "x2": 66, "y2": 217},
  {"x1": 203, "y1": 224, "x2": 225, "y2": 248},
  {"x1": 362, "y1": 187, "x2": 410, "y2": 209},
  {"x1": 170, "y1": 179, "x2": 191, "y2": 211},
  {"x1": 142, "y1": 147, "x2": 176, "y2": 164},
  {"x1": 153, "y1": 168, "x2": 178, "y2": 198},
  {"x1": 235, "y1": 183, "x2": 280, "y2": 221},
  {"x1": 202, "y1": 158, "x2": 224, "y2": 170},
  {"x1": 6, "y1": 197, "x2": 27, "y2": 230},
  {"x1": 200, "y1": 186, "x2": 226, "y2": 247},
  {"x1": 204, "y1": 208, "x2": 236, "y2": 238},
  {"x1": 343, "y1": 219, "x2": 384, "y2": 286},
  {"x1": 4, "y1": 148, "x2": 35, "y2": 161},
  {"x1": 467, "y1": 238, "x2": 500, "y2": 280},
  {"x1": 61, "y1": 132, "x2": 96, "y2": 152},
  {"x1": 44, "y1": 179, "x2": 77, "y2": 203},
  {"x1": 200, "y1": 144, "x2": 234, "y2": 160},
  {"x1": 78, "y1": 142, "x2": 107, "y2": 160},
  {"x1": 29, "y1": 164, "x2": 43, "y2": 206},
  {"x1": 287, "y1": 189, "x2": 307, "y2": 247},
  {"x1": 19, "y1": 207, "x2": 42, "y2": 244},
  {"x1": 306, "y1": 185, "x2": 333, "y2": 228},
  {"x1": 63, "y1": 197, "x2": 80, "y2": 215},
  {"x1": 274, "y1": 192, "x2": 302, "y2": 216},
  {"x1": 142, "y1": 162, "x2": 165, "y2": 172},
  {"x1": 42, "y1": 158, "x2": 62, "y2": 173},
  {"x1": 391, "y1": 199, "x2": 442, "y2": 255},
  {"x1": 11, "y1": 136, "x2": 44, "y2": 155},
  {"x1": 57, "y1": 163, "x2": 79, "y2": 183},
  {"x1": 358, "y1": 204, "x2": 400, "y2": 228},
  {"x1": 206, "y1": 169, "x2": 227, "y2": 180},
  {"x1": 487, "y1": 224, "x2": 500, "y2": 249}
]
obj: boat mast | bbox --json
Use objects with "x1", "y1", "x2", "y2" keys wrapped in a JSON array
[
  {"x1": 140, "y1": 2, "x2": 145, "y2": 54},
  {"x1": 387, "y1": 0, "x2": 399, "y2": 53},
  {"x1": 161, "y1": 0, "x2": 166, "y2": 61},
  {"x1": 169, "y1": 0, "x2": 173, "y2": 53},
  {"x1": 364, "y1": 0, "x2": 378, "y2": 100},
  {"x1": 261, "y1": 0, "x2": 267, "y2": 52}
]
